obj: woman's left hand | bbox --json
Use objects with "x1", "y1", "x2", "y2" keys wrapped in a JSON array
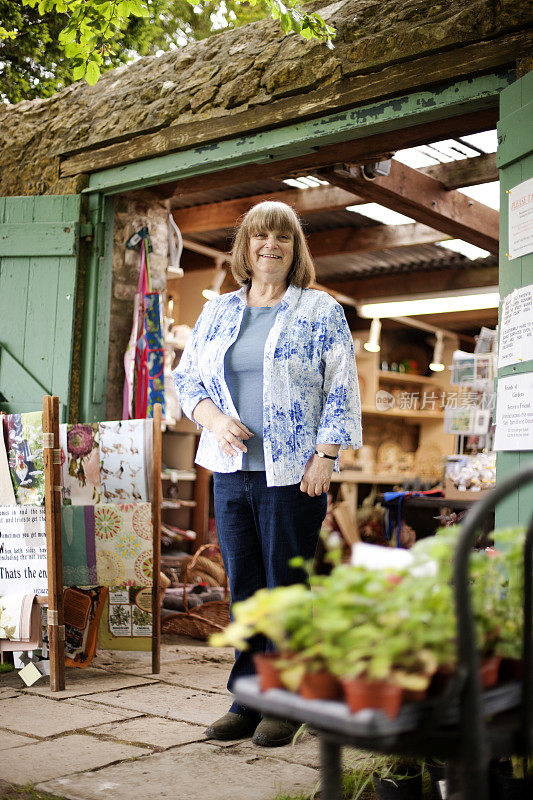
[{"x1": 300, "y1": 454, "x2": 335, "y2": 496}]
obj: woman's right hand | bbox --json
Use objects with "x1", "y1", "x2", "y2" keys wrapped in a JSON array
[{"x1": 212, "y1": 413, "x2": 253, "y2": 457}]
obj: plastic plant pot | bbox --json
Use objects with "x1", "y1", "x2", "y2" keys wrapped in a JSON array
[
  {"x1": 480, "y1": 656, "x2": 502, "y2": 689},
  {"x1": 372, "y1": 770, "x2": 423, "y2": 800},
  {"x1": 342, "y1": 677, "x2": 403, "y2": 719},
  {"x1": 253, "y1": 652, "x2": 284, "y2": 691}
]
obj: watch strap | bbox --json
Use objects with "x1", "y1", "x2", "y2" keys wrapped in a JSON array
[{"x1": 315, "y1": 450, "x2": 336, "y2": 460}]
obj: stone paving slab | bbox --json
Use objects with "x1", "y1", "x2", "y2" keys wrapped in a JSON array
[
  {"x1": 221, "y1": 735, "x2": 321, "y2": 769},
  {"x1": 23, "y1": 668, "x2": 157, "y2": 699},
  {"x1": 0, "y1": 734, "x2": 147, "y2": 785},
  {"x1": 38, "y1": 742, "x2": 320, "y2": 800},
  {"x1": 77, "y1": 684, "x2": 231, "y2": 726},
  {"x1": 145, "y1": 660, "x2": 230, "y2": 693},
  {"x1": 0, "y1": 695, "x2": 143, "y2": 737},
  {"x1": 88, "y1": 716, "x2": 206, "y2": 749},
  {"x1": 0, "y1": 730, "x2": 37, "y2": 751}
]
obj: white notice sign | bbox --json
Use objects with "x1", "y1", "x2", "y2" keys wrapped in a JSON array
[
  {"x1": 499, "y1": 284, "x2": 533, "y2": 368},
  {"x1": 509, "y1": 177, "x2": 533, "y2": 260},
  {"x1": 0, "y1": 506, "x2": 48, "y2": 595},
  {"x1": 494, "y1": 372, "x2": 533, "y2": 451}
]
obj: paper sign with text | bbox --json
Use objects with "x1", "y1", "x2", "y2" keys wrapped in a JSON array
[
  {"x1": 499, "y1": 284, "x2": 533, "y2": 368},
  {"x1": 509, "y1": 177, "x2": 533, "y2": 260},
  {"x1": 0, "y1": 506, "x2": 48, "y2": 595},
  {"x1": 494, "y1": 372, "x2": 533, "y2": 452}
]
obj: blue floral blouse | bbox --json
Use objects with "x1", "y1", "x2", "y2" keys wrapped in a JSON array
[{"x1": 173, "y1": 284, "x2": 362, "y2": 487}]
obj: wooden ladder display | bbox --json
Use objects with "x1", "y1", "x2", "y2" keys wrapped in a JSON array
[{"x1": 39, "y1": 396, "x2": 162, "y2": 691}]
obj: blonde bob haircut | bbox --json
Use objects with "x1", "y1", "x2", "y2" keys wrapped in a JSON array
[{"x1": 231, "y1": 201, "x2": 316, "y2": 288}]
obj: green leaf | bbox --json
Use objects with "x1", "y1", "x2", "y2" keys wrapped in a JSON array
[
  {"x1": 85, "y1": 60, "x2": 101, "y2": 84},
  {"x1": 72, "y1": 63, "x2": 87, "y2": 81},
  {"x1": 58, "y1": 26, "x2": 77, "y2": 44}
]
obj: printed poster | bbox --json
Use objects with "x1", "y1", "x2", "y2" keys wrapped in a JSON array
[
  {"x1": 0, "y1": 506, "x2": 47, "y2": 595},
  {"x1": 3, "y1": 413, "x2": 45, "y2": 505},
  {"x1": 108, "y1": 587, "x2": 152, "y2": 637},
  {"x1": 509, "y1": 176, "x2": 533, "y2": 260}
]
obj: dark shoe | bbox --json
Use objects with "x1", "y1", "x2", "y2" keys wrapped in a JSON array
[
  {"x1": 205, "y1": 711, "x2": 258, "y2": 741},
  {"x1": 252, "y1": 717, "x2": 298, "y2": 747}
]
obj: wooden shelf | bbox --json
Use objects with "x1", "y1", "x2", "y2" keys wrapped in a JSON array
[
  {"x1": 361, "y1": 405, "x2": 444, "y2": 421},
  {"x1": 162, "y1": 468, "x2": 196, "y2": 482},
  {"x1": 378, "y1": 371, "x2": 442, "y2": 386},
  {"x1": 331, "y1": 470, "x2": 409, "y2": 484}
]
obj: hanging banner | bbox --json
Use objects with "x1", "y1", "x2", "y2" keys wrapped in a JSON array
[{"x1": 508, "y1": 176, "x2": 533, "y2": 260}]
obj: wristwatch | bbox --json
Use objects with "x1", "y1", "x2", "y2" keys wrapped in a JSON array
[{"x1": 315, "y1": 450, "x2": 336, "y2": 460}]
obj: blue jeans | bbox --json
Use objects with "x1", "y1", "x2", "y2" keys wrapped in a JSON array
[{"x1": 213, "y1": 470, "x2": 327, "y2": 716}]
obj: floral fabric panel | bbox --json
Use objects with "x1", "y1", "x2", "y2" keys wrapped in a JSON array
[
  {"x1": 0, "y1": 429, "x2": 16, "y2": 505},
  {"x1": 94, "y1": 502, "x2": 153, "y2": 588},
  {"x1": 3, "y1": 412, "x2": 45, "y2": 505},
  {"x1": 99, "y1": 420, "x2": 152, "y2": 503},
  {"x1": 145, "y1": 293, "x2": 166, "y2": 418},
  {"x1": 61, "y1": 506, "x2": 98, "y2": 586},
  {"x1": 59, "y1": 423, "x2": 101, "y2": 506}
]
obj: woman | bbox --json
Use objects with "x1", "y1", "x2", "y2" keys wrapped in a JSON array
[{"x1": 173, "y1": 201, "x2": 361, "y2": 746}]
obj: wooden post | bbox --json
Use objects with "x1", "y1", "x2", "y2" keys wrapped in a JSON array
[
  {"x1": 151, "y1": 403, "x2": 162, "y2": 674},
  {"x1": 192, "y1": 466, "x2": 211, "y2": 551},
  {"x1": 42, "y1": 395, "x2": 65, "y2": 691}
]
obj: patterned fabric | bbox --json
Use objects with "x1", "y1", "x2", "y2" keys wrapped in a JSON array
[
  {"x1": 99, "y1": 420, "x2": 152, "y2": 503},
  {"x1": 94, "y1": 502, "x2": 153, "y2": 587},
  {"x1": 0, "y1": 429, "x2": 16, "y2": 504},
  {"x1": 144, "y1": 293, "x2": 166, "y2": 418},
  {"x1": 173, "y1": 285, "x2": 362, "y2": 487},
  {"x1": 3, "y1": 412, "x2": 45, "y2": 505},
  {"x1": 61, "y1": 506, "x2": 98, "y2": 586},
  {"x1": 59, "y1": 423, "x2": 101, "y2": 506}
]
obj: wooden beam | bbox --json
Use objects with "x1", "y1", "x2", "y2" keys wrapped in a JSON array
[
  {"x1": 132, "y1": 108, "x2": 498, "y2": 201},
  {"x1": 322, "y1": 264, "x2": 498, "y2": 300},
  {"x1": 422, "y1": 152, "x2": 497, "y2": 190},
  {"x1": 307, "y1": 223, "x2": 451, "y2": 257},
  {"x1": 171, "y1": 186, "x2": 362, "y2": 232},
  {"x1": 60, "y1": 30, "x2": 529, "y2": 177},
  {"x1": 320, "y1": 162, "x2": 499, "y2": 254}
]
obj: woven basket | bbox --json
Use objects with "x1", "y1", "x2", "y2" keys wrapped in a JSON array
[{"x1": 161, "y1": 544, "x2": 230, "y2": 640}]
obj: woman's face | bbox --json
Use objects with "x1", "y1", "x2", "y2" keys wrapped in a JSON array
[{"x1": 248, "y1": 228, "x2": 294, "y2": 283}]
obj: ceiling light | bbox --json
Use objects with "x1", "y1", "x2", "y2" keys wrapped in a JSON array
[
  {"x1": 346, "y1": 203, "x2": 415, "y2": 225},
  {"x1": 202, "y1": 267, "x2": 226, "y2": 300},
  {"x1": 429, "y1": 330, "x2": 445, "y2": 372},
  {"x1": 364, "y1": 318, "x2": 381, "y2": 352},
  {"x1": 358, "y1": 288, "x2": 500, "y2": 318},
  {"x1": 437, "y1": 239, "x2": 492, "y2": 259}
]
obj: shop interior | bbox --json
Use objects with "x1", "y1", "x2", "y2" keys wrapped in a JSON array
[{"x1": 145, "y1": 121, "x2": 500, "y2": 601}]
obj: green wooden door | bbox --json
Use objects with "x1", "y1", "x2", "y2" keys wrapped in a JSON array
[
  {"x1": 496, "y1": 69, "x2": 533, "y2": 528},
  {"x1": 0, "y1": 195, "x2": 82, "y2": 422}
]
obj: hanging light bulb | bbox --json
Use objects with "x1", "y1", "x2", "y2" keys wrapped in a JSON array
[
  {"x1": 364, "y1": 318, "x2": 381, "y2": 352},
  {"x1": 430, "y1": 330, "x2": 445, "y2": 372},
  {"x1": 202, "y1": 266, "x2": 226, "y2": 300}
]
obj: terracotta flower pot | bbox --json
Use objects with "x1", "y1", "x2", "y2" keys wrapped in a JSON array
[
  {"x1": 342, "y1": 677, "x2": 403, "y2": 719},
  {"x1": 253, "y1": 652, "x2": 284, "y2": 692},
  {"x1": 299, "y1": 669, "x2": 343, "y2": 701},
  {"x1": 480, "y1": 656, "x2": 502, "y2": 689}
]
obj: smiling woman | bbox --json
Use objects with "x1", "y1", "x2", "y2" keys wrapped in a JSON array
[{"x1": 173, "y1": 200, "x2": 362, "y2": 747}]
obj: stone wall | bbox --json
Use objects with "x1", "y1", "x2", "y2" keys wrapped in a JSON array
[
  {"x1": 106, "y1": 197, "x2": 168, "y2": 420},
  {"x1": 0, "y1": 0, "x2": 530, "y2": 196}
]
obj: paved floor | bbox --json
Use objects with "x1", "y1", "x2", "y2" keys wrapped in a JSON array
[{"x1": 0, "y1": 637, "x2": 361, "y2": 800}]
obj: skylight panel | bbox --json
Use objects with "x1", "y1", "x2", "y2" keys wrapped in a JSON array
[
  {"x1": 393, "y1": 149, "x2": 440, "y2": 168},
  {"x1": 346, "y1": 203, "x2": 415, "y2": 225},
  {"x1": 459, "y1": 130, "x2": 498, "y2": 153},
  {"x1": 437, "y1": 240, "x2": 491, "y2": 260}
]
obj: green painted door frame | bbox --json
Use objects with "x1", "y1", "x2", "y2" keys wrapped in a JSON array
[
  {"x1": 495, "y1": 69, "x2": 533, "y2": 529},
  {"x1": 81, "y1": 68, "x2": 518, "y2": 481}
]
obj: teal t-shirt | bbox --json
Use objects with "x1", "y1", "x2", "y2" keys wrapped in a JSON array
[{"x1": 224, "y1": 303, "x2": 281, "y2": 470}]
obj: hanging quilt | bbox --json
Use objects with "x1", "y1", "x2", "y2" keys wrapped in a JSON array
[
  {"x1": 99, "y1": 420, "x2": 153, "y2": 503},
  {"x1": 61, "y1": 506, "x2": 98, "y2": 586},
  {"x1": 59, "y1": 423, "x2": 101, "y2": 506},
  {"x1": 3, "y1": 412, "x2": 45, "y2": 505},
  {"x1": 94, "y1": 502, "x2": 153, "y2": 588},
  {"x1": 144, "y1": 292, "x2": 166, "y2": 419}
]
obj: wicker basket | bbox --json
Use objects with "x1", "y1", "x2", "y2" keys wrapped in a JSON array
[{"x1": 161, "y1": 544, "x2": 230, "y2": 640}]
